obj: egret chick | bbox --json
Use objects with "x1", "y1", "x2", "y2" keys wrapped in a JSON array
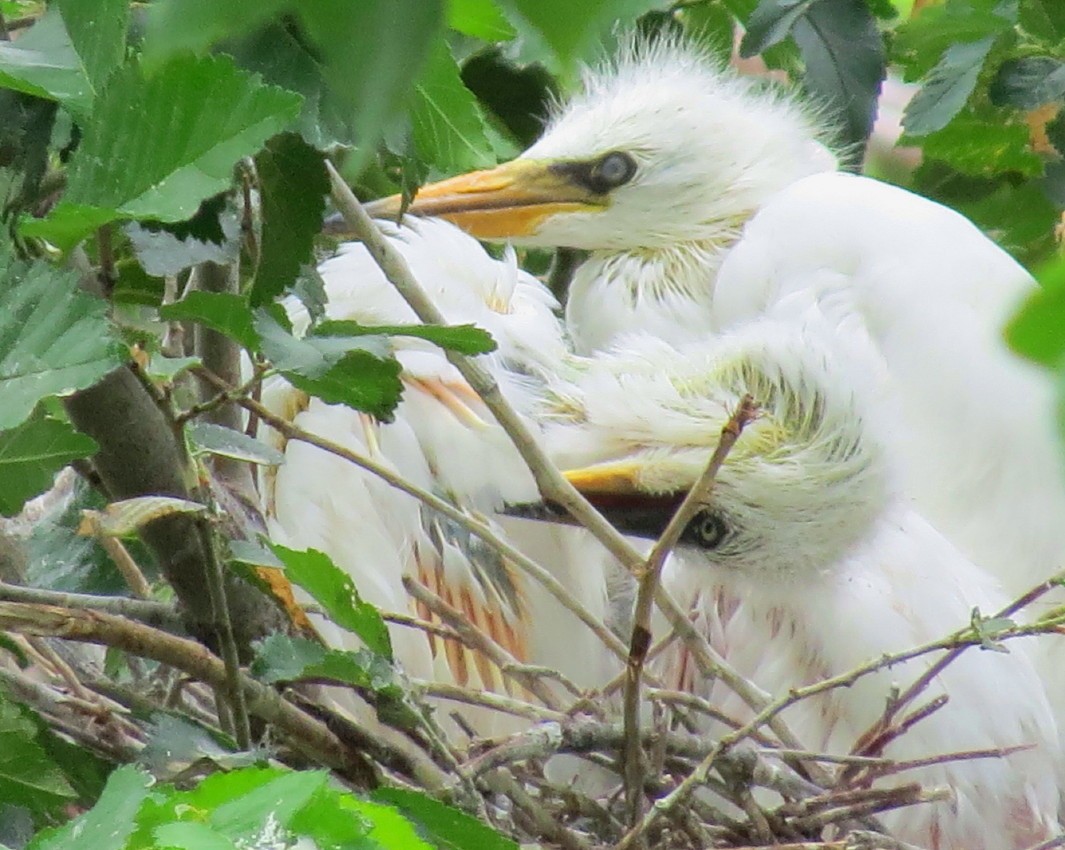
[
  {"x1": 532, "y1": 322, "x2": 1061, "y2": 849},
  {"x1": 371, "y1": 35, "x2": 1065, "y2": 660},
  {"x1": 261, "y1": 217, "x2": 612, "y2": 731}
]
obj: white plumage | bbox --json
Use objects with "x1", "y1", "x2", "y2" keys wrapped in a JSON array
[
  {"x1": 538, "y1": 322, "x2": 1062, "y2": 848},
  {"x1": 260, "y1": 217, "x2": 612, "y2": 729},
  {"x1": 384, "y1": 35, "x2": 1065, "y2": 715}
]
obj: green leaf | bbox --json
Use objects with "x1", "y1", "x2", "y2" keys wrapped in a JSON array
[
  {"x1": 892, "y1": 0, "x2": 1015, "y2": 80},
  {"x1": 411, "y1": 38, "x2": 496, "y2": 176},
  {"x1": 30, "y1": 55, "x2": 302, "y2": 250},
  {"x1": 228, "y1": 538, "x2": 284, "y2": 569},
  {"x1": 678, "y1": 3, "x2": 741, "y2": 61},
  {"x1": 22, "y1": 476, "x2": 128, "y2": 596},
  {"x1": 211, "y1": 771, "x2": 328, "y2": 838},
  {"x1": 27, "y1": 765, "x2": 149, "y2": 850},
  {"x1": 0, "y1": 250, "x2": 125, "y2": 431},
  {"x1": 372, "y1": 788, "x2": 519, "y2": 850},
  {"x1": 24, "y1": 722, "x2": 110, "y2": 807},
  {"x1": 187, "y1": 422, "x2": 284, "y2": 466},
  {"x1": 288, "y1": 789, "x2": 396, "y2": 849},
  {"x1": 251, "y1": 133, "x2": 329, "y2": 307},
  {"x1": 0, "y1": 697, "x2": 75, "y2": 817},
  {"x1": 0, "y1": 9, "x2": 93, "y2": 117},
  {"x1": 914, "y1": 111, "x2": 1043, "y2": 177},
  {"x1": 989, "y1": 56, "x2": 1065, "y2": 109},
  {"x1": 251, "y1": 633, "x2": 328, "y2": 683},
  {"x1": 159, "y1": 292, "x2": 259, "y2": 352},
  {"x1": 449, "y1": 0, "x2": 517, "y2": 40},
  {"x1": 0, "y1": 412, "x2": 96, "y2": 517},
  {"x1": 1020, "y1": 0, "x2": 1065, "y2": 42},
  {"x1": 255, "y1": 311, "x2": 404, "y2": 420},
  {"x1": 296, "y1": 0, "x2": 446, "y2": 171},
  {"x1": 791, "y1": 0, "x2": 886, "y2": 154},
  {"x1": 1006, "y1": 256, "x2": 1065, "y2": 368},
  {"x1": 270, "y1": 544, "x2": 393, "y2": 660},
  {"x1": 152, "y1": 823, "x2": 236, "y2": 850},
  {"x1": 126, "y1": 205, "x2": 241, "y2": 278},
  {"x1": 54, "y1": 0, "x2": 129, "y2": 93},
  {"x1": 292, "y1": 267, "x2": 329, "y2": 328},
  {"x1": 252, "y1": 637, "x2": 417, "y2": 729},
  {"x1": 500, "y1": 0, "x2": 672, "y2": 73},
  {"x1": 316, "y1": 319, "x2": 497, "y2": 356},
  {"x1": 221, "y1": 23, "x2": 347, "y2": 151},
  {"x1": 140, "y1": 715, "x2": 235, "y2": 778},
  {"x1": 740, "y1": 0, "x2": 813, "y2": 56},
  {"x1": 902, "y1": 37, "x2": 995, "y2": 136},
  {"x1": 143, "y1": 0, "x2": 289, "y2": 61},
  {"x1": 954, "y1": 180, "x2": 1058, "y2": 262}
]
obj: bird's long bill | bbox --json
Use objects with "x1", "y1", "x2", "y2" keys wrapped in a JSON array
[
  {"x1": 505, "y1": 463, "x2": 683, "y2": 541},
  {"x1": 363, "y1": 159, "x2": 603, "y2": 239}
]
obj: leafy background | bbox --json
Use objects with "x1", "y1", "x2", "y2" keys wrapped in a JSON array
[{"x1": 0, "y1": 0, "x2": 1063, "y2": 846}]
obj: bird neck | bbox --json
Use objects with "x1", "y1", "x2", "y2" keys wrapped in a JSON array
[{"x1": 566, "y1": 235, "x2": 737, "y2": 354}]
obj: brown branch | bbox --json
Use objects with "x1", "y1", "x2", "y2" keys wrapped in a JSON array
[
  {"x1": 0, "y1": 600, "x2": 378, "y2": 787},
  {"x1": 622, "y1": 394, "x2": 757, "y2": 828},
  {"x1": 0, "y1": 582, "x2": 183, "y2": 633},
  {"x1": 616, "y1": 575, "x2": 1065, "y2": 850}
]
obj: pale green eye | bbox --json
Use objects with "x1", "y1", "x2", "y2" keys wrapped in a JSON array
[{"x1": 684, "y1": 510, "x2": 729, "y2": 550}]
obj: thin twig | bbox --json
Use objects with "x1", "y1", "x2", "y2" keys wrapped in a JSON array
[
  {"x1": 97, "y1": 536, "x2": 153, "y2": 598},
  {"x1": 195, "y1": 517, "x2": 251, "y2": 749},
  {"x1": 616, "y1": 576, "x2": 1065, "y2": 849},
  {"x1": 195, "y1": 365, "x2": 629, "y2": 668},
  {"x1": 622, "y1": 394, "x2": 757, "y2": 828},
  {"x1": 0, "y1": 582, "x2": 183, "y2": 633},
  {"x1": 0, "y1": 601, "x2": 384, "y2": 787},
  {"x1": 416, "y1": 681, "x2": 566, "y2": 723},
  {"x1": 402, "y1": 575, "x2": 561, "y2": 710}
]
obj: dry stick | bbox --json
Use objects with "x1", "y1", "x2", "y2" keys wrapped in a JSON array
[
  {"x1": 616, "y1": 593, "x2": 1065, "y2": 850},
  {"x1": 97, "y1": 537, "x2": 153, "y2": 599},
  {"x1": 0, "y1": 600, "x2": 394, "y2": 789},
  {"x1": 416, "y1": 681, "x2": 566, "y2": 723},
  {"x1": 195, "y1": 517, "x2": 251, "y2": 749},
  {"x1": 0, "y1": 582, "x2": 183, "y2": 632},
  {"x1": 0, "y1": 667, "x2": 144, "y2": 763},
  {"x1": 851, "y1": 570, "x2": 1065, "y2": 761},
  {"x1": 481, "y1": 769, "x2": 593, "y2": 850},
  {"x1": 327, "y1": 164, "x2": 815, "y2": 766},
  {"x1": 382, "y1": 610, "x2": 464, "y2": 642},
  {"x1": 402, "y1": 575, "x2": 561, "y2": 710},
  {"x1": 195, "y1": 365, "x2": 628, "y2": 669},
  {"x1": 622, "y1": 394, "x2": 757, "y2": 829}
]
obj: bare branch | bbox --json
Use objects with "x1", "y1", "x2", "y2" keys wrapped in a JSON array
[{"x1": 623, "y1": 395, "x2": 757, "y2": 827}]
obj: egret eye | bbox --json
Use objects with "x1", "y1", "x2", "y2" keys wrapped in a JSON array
[
  {"x1": 591, "y1": 151, "x2": 637, "y2": 191},
  {"x1": 684, "y1": 510, "x2": 729, "y2": 550}
]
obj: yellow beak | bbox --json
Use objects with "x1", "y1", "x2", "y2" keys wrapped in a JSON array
[
  {"x1": 562, "y1": 462, "x2": 643, "y2": 495},
  {"x1": 364, "y1": 159, "x2": 605, "y2": 239}
]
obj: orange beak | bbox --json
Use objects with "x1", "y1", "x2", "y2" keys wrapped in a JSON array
[{"x1": 364, "y1": 159, "x2": 605, "y2": 240}]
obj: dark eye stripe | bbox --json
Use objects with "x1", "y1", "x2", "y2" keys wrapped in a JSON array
[{"x1": 549, "y1": 150, "x2": 638, "y2": 195}]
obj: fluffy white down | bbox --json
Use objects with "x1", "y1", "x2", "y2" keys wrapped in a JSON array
[
  {"x1": 504, "y1": 34, "x2": 1065, "y2": 747},
  {"x1": 261, "y1": 217, "x2": 616, "y2": 731},
  {"x1": 540, "y1": 323, "x2": 1062, "y2": 848}
]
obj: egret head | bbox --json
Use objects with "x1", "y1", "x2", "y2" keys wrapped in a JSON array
[
  {"x1": 537, "y1": 324, "x2": 886, "y2": 575},
  {"x1": 369, "y1": 36, "x2": 837, "y2": 251}
]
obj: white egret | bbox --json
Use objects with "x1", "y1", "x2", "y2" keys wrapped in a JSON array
[
  {"x1": 260, "y1": 217, "x2": 612, "y2": 729},
  {"x1": 371, "y1": 36, "x2": 1065, "y2": 681},
  {"x1": 530, "y1": 321, "x2": 1062, "y2": 849}
]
